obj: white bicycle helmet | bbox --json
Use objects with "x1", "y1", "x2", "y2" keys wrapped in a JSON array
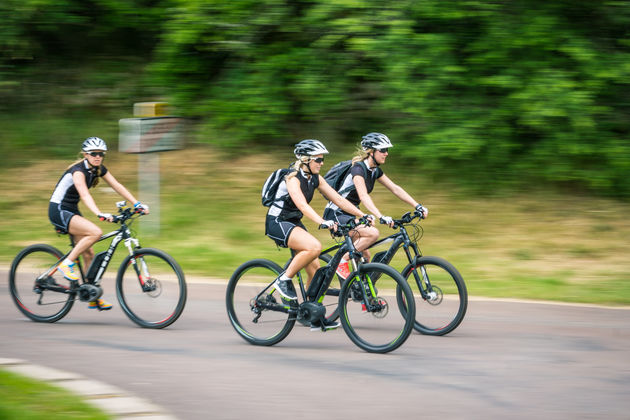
[
  {"x1": 361, "y1": 132, "x2": 393, "y2": 151},
  {"x1": 82, "y1": 137, "x2": 108, "y2": 152},
  {"x1": 294, "y1": 139, "x2": 329, "y2": 158}
]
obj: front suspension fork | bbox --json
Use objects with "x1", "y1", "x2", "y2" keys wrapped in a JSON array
[{"x1": 124, "y1": 238, "x2": 151, "y2": 288}]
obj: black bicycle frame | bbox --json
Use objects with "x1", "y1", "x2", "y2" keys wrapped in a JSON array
[
  {"x1": 256, "y1": 230, "x2": 363, "y2": 314},
  {"x1": 321, "y1": 222, "x2": 431, "y2": 298},
  {"x1": 37, "y1": 222, "x2": 139, "y2": 290}
]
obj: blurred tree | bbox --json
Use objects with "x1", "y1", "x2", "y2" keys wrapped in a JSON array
[{"x1": 2, "y1": 0, "x2": 630, "y2": 197}]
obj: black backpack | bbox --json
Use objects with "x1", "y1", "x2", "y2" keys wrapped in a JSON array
[
  {"x1": 261, "y1": 168, "x2": 293, "y2": 207},
  {"x1": 323, "y1": 160, "x2": 367, "y2": 196}
]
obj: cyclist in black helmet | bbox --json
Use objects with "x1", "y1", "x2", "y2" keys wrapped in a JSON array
[
  {"x1": 323, "y1": 133, "x2": 428, "y2": 278},
  {"x1": 49, "y1": 137, "x2": 149, "y2": 311},
  {"x1": 266, "y1": 139, "x2": 368, "y2": 331}
]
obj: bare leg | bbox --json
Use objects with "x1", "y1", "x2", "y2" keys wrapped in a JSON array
[
  {"x1": 286, "y1": 227, "x2": 322, "y2": 289},
  {"x1": 67, "y1": 216, "x2": 102, "y2": 269},
  {"x1": 343, "y1": 225, "x2": 379, "y2": 262}
]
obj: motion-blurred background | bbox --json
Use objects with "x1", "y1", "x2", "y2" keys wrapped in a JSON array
[{"x1": 1, "y1": 0, "x2": 629, "y2": 304}]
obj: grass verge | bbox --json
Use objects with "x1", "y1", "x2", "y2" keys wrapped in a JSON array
[
  {"x1": 1, "y1": 145, "x2": 629, "y2": 306},
  {"x1": 0, "y1": 369, "x2": 110, "y2": 420}
]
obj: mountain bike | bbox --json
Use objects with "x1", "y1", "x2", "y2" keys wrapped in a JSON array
[
  {"x1": 226, "y1": 217, "x2": 416, "y2": 353},
  {"x1": 320, "y1": 210, "x2": 467, "y2": 336},
  {"x1": 9, "y1": 201, "x2": 187, "y2": 329}
]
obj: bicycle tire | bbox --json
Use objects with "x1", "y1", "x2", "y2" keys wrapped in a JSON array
[
  {"x1": 339, "y1": 263, "x2": 415, "y2": 353},
  {"x1": 226, "y1": 259, "x2": 295, "y2": 346},
  {"x1": 9, "y1": 244, "x2": 75, "y2": 323},
  {"x1": 116, "y1": 248, "x2": 187, "y2": 329},
  {"x1": 398, "y1": 256, "x2": 467, "y2": 336}
]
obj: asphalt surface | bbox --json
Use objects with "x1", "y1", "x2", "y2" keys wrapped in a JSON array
[{"x1": 2, "y1": 271, "x2": 630, "y2": 420}]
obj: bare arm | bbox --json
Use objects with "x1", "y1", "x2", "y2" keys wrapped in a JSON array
[
  {"x1": 102, "y1": 172, "x2": 148, "y2": 213},
  {"x1": 318, "y1": 176, "x2": 364, "y2": 218},
  {"x1": 354, "y1": 175, "x2": 384, "y2": 219},
  {"x1": 378, "y1": 174, "x2": 420, "y2": 208},
  {"x1": 286, "y1": 176, "x2": 327, "y2": 225},
  {"x1": 73, "y1": 172, "x2": 103, "y2": 216}
]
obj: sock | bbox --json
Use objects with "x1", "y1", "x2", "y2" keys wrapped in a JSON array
[
  {"x1": 63, "y1": 258, "x2": 75, "y2": 267},
  {"x1": 278, "y1": 274, "x2": 291, "y2": 282}
]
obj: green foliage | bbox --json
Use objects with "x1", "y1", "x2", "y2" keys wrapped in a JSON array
[{"x1": 2, "y1": 0, "x2": 630, "y2": 197}]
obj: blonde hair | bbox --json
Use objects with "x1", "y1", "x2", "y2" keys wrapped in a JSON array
[
  {"x1": 66, "y1": 152, "x2": 102, "y2": 187},
  {"x1": 351, "y1": 146, "x2": 371, "y2": 164},
  {"x1": 286, "y1": 156, "x2": 310, "y2": 180}
]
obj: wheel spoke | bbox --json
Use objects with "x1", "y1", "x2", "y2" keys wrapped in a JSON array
[
  {"x1": 340, "y1": 263, "x2": 415, "y2": 353},
  {"x1": 9, "y1": 245, "x2": 75, "y2": 323},
  {"x1": 226, "y1": 259, "x2": 295, "y2": 346},
  {"x1": 117, "y1": 249, "x2": 186, "y2": 329}
]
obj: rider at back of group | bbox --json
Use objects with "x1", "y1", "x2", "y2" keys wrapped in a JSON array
[
  {"x1": 49, "y1": 137, "x2": 149, "y2": 311},
  {"x1": 265, "y1": 139, "x2": 368, "y2": 331},
  {"x1": 323, "y1": 132, "x2": 428, "y2": 278}
]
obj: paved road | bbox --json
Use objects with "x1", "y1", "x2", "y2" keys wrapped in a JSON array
[{"x1": 2, "y1": 272, "x2": 629, "y2": 419}]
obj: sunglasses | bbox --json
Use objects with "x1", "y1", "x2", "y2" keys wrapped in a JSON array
[
  {"x1": 311, "y1": 157, "x2": 325, "y2": 163},
  {"x1": 376, "y1": 148, "x2": 389, "y2": 154},
  {"x1": 88, "y1": 152, "x2": 106, "y2": 157}
]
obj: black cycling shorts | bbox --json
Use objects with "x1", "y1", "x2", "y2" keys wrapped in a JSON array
[
  {"x1": 322, "y1": 207, "x2": 354, "y2": 226},
  {"x1": 48, "y1": 202, "x2": 80, "y2": 234},
  {"x1": 265, "y1": 216, "x2": 307, "y2": 248}
]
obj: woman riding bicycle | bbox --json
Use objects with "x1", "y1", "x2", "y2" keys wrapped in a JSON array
[
  {"x1": 323, "y1": 132, "x2": 428, "y2": 278},
  {"x1": 49, "y1": 137, "x2": 149, "y2": 310},
  {"x1": 266, "y1": 139, "x2": 368, "y2": 330}
]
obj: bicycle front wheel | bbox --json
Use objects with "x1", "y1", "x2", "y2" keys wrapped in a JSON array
[
  {"x1": 9, "y1": 244, "x2": 75, "y2": 323},
  {"x1": 339, "y1": 263, "x2": 415, "y2": 353},
  {"x1": 399, "y1": 256, "x2": 467, "y2": 336},
  {"x1": 116, "y1": 248, "x2": 187, "y2": 329},
  {"x1": 226, "y1": 259, "x2": 295, "y2": 346}
]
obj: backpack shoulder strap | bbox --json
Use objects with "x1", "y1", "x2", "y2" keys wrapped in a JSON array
[{"x1": 337, "y1": 161, "x2": 367, "y2": 196}]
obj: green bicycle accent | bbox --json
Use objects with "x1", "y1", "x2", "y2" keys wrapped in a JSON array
[
  {"x1": 225, "y1": 217, "x2": 416, "y2": 354},
  {"x1": 321, "y1": 210, "x2": 467, "y2": 336}
]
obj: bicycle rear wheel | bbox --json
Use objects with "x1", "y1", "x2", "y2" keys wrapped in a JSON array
[
  {"x1": 9, "y1": 244, "x2": 75, "y2": 322},
  {"x1": 226, "y1": 259, "x2": 295, "y2": 346},
  {"x1": 116, "y1": 248, "x2": 187, "y2": 329},
  {"x1": 399, "y1": 256, "x2": 467, "y2": 336},
  {"x1": 339, "y1": 263, "x2": 415, "y2": 353}
]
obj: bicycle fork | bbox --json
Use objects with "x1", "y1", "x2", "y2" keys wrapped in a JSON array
[
  {"x1": 347, "y1": 256, "x2": 385, "y2": 314},
  {"x1": 123, "y1": 236, "x2": 155, "y2": 292},
  {"x1": 408, "y1": 256, "x2": 441, "y2": 304}
]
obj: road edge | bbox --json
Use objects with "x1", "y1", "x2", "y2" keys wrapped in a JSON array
[{"x1": 0, "y1": 358, "x2": 179, "y2": 420}]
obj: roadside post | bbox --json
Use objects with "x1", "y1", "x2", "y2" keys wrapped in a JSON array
[{"x1": 118, "y1": 102, "x2": 184, "y2": 235}]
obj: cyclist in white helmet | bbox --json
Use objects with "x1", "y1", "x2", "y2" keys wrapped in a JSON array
[
  {"x1": 49, "y1": 137, "x2": 149, "y2": 310},
  {"x1": 323, "y1": 132, "x2": 428, "y2": 278},
  {"x1": 266, "y1": 139, "x2": 367, "y2": 331}
]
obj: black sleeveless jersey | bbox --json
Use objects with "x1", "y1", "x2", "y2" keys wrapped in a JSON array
[
  {"x1": 267, "y1": 169, "x2": 319, "y2": 221},
  {"x1": 50, "y1": 160, "x2": 108, "y2": 211}
]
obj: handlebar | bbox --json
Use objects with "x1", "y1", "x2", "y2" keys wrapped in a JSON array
[
  {"x1": 320, "y1": 215, "x2": 372, "y2": 237},
  {"x1": 112, "y1": 206, "x2": 145, "y2": 224},
  {"x1": 382, "y1": 210, "x2": 425, "y2": 229}
]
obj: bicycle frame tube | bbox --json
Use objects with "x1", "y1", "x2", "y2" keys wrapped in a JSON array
[
  {"x1": 321, "y1": 243, "x2": 342, "y2": 256},
  {"x1": 91, "y1": 224, "x2": 137, "y2": 286},
  {"x1": 312, "y1": 240, "x2": 353, "y2": 304},
  {"x1": 369, "y1": 233, "x2": 399, "y2": 249}
]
